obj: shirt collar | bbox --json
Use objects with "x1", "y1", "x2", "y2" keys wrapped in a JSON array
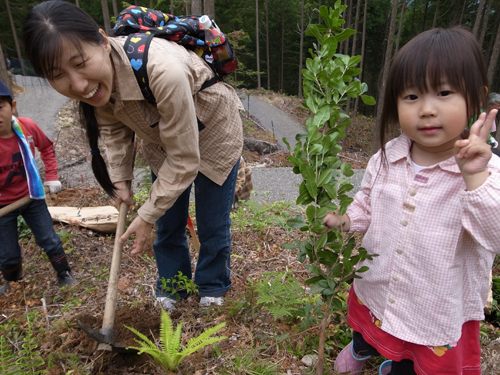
[
  {"x1": 386, "y1": 134, "x2": 461, "y2": 174},
  {"x1": 108, "y1": 37, "x2": 146, "y2": 103}
]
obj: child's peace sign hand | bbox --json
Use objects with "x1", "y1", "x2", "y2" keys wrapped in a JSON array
[{"x1": 454, "y1": 109, "x2": 497, "y2": 190}]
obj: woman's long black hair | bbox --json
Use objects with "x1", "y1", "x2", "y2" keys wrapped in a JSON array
[{"x1": 23, "y1": 0, "x2": 117, "y2": 197}]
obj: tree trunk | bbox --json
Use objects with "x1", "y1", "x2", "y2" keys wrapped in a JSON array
[
  {"x1": 343, "y1": 0, "x2": 353, "y2": 55},
  {"x1": 421, "y1": 0, "x2": 429, "y2": 32},
  {"x1": 352, "y1": 0, "x2": 362, "y2": 56},
  {"x1": 432, "y1": 0, "x2": 440, "y2": 28},
  {"x1": 479, "y1": 0, "x2": 493, "y2": 46},
  {"x1": 75, "y1": 0, "x2": 80, "y2": 8},
  {"x1": 170, "y1": 0, "x2": 174, "y2": 14},
  {"x1": 395, "y1": 0, "x2": 406, "y2": 55},
  {"x1": 111, "y1": 0, "x2": 118, "y2": 17},
  {"x1": 256, "y1": 0, "x2": 261, "y2": 89},
  {"x1": 354, "y1": 0, "x2": 368, "y2": 117},
  {"x1": 265, "y1": 0, "x2": 271, "y2": 90},
  {"x1": 192, "y1": 0, "x2": 202, "y2": 14},
  {"x1": 459, "y1": 0, "x2": 466, "y2": 24},
  {"x1": 374, "y1": 0, "x2": 399, "y2": 151},
  {"x1": 279, "y1": 0, "x2": 284, "y2": 91},
  {"x1": 298, "y1": 0, "x2": 305, "y2": 98},
  {"x1": 0, "y1": 44, "x2": 11, "y2": 92},
  {"x1": 315, "y1": 310, "x2": 331, "y2": 375},
  {"x1": 472, "y1": 0, "x2": 485, "y2": 37},
  {"x1": 204, "y1": 0, "x2": 214, "y2": 18},
  {"x1": 5, "y1": 0, "x2": 25, "y2": 75},
  {"x1": 101, "y1": 0, "x2": 111, "y2": 32},
  {"x1": 487, "y1": 10, "x2": 500, "y2": 85},
  {"x1": 184, "y1": 0, "x2": 191, "y2": 15}
]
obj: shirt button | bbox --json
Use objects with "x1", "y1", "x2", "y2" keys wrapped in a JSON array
[
  {"x1": 409, "y1": 189, "x2": 417, "y2": 196},
  {"x1": 401, "y1": 219, "x2": 408, "y2": 226},
  {"x1": 392, "y1": 275, "x2": 399, "y2": 281},
  {"x1": 397, "y1": 248, "x2": 403, "y2": 254},
  {"x1": 389, "y1": 297, "x2": 395, "y2": 303}
]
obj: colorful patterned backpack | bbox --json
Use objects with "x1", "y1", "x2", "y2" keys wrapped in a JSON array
[{"x1": 110, "y1": 6, "x2": 238, "y2": 105}]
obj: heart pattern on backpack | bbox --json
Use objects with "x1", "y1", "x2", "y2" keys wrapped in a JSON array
[{"x1": 130, "y1": 59, "x2": 143, "y2": 71}]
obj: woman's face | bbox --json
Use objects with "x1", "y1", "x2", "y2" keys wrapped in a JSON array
[{"x1": 48, "y1": 31, "x2": 114, "y2": 107}]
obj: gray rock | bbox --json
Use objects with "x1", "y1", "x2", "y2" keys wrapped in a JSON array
[{"x1": 301, "y1": 354, "x2": 318, "y2": 367}]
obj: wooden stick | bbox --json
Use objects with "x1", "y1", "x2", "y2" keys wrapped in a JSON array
[{"x1": 187, "y1": 215, "x2": 200, "y2": 251}]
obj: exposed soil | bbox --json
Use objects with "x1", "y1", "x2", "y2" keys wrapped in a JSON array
[{"x1": 1, "y1": 96, "x2": 499, "y2": 375}]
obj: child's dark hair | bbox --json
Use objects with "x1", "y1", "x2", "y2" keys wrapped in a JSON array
[
  {"x1": 379, "y1": 27, "x2": 488, "y2": 151},
  {"x1": 23, "y1": 0, "x2": 117, "y2": 198},
  {"x1": 0, "y1": 96, "x2": 13, "y2": 106}
]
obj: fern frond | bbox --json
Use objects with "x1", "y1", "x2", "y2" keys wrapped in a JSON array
[
  {"x1": 185, "y1": 322, "x2": 226, "y2": 348},
  {"x1": 181, "y1": 336, "x2": 228, "y2": 358},
  {"x1": 158, "y1": 309, "x2": 176, "y2": 355},
  {"x1": 125, "y1": 326, "x2": 157, "y2": 350}
]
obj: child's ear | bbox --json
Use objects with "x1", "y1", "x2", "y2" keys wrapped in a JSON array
[{"x1": 11, "y1": 100, "x2": 17, "y2": 116}]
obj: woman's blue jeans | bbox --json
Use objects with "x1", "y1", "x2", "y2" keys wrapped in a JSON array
[
  {"x1": 152, "y1": 159, "x2": 239, "y2": 298},
  {"x1": 0, "y1": 199, "x2": 64, "y2": 270}
]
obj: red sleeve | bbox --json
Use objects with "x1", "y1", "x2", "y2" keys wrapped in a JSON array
[{"x1": 17, "y1": 117, "x2": 59, "y2": 181}]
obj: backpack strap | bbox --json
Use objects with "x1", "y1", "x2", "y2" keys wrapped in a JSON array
[
  {"x1": 123, "y1": 33, "x2": 220, "y2": 131},
  {"x1": 124, "y1": 33, "x2": 156, "y2": 104}
]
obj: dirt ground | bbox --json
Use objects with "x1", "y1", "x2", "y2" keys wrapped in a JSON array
[{"x1": 1, "y1": 96, "x2": 499, "y2": 375}]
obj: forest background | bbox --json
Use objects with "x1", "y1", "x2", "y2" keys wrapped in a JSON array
[{"x1": 3, "y1": 0, "x2": 500, "y2": 124}]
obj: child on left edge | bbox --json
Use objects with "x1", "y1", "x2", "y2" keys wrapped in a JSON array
[{"x1": 0, "y1": 79, "x2": 76, "y2": 296}]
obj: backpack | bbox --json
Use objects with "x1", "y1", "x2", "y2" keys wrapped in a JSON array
[{"x1": 110, "y1": 6, "x2": 238, "y2": 105}]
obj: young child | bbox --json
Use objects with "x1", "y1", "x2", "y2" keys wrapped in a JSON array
[
  {"x1": 324, "y1": 28, "x2": 500, "y2": 375},
  {"x1": 0, "y1": 79, "x2": 75, "y2": 296}
]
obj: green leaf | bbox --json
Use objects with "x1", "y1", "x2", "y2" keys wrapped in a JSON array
[
  {"x1": 315, "y1": 232, "x2": 328, "y2": 249},
  {"x1": 302, "y1": 69, "x2": 316, "y2": 82},
  {"x1": 306, "y1": 205, "x2": 316, "y2": 222},
  {"x1": 311, "y1": 224, "x2": 327, "y2": 233},
  {"x1": 343, "y1": 259, "x2": 353, "y2": 272},
  {"x1": 322, "y1": 288, "x2": 334, "y2": 296},
  {"x1": 282, "y1": 137, "x2": 291, "y2": 151},
  {"x1": 305, "y1": 275, "x2": 324, "y2": 284},
  {"x1": 348, "y1": 55, "x2": 362, "y2": 67},
  {"x1": 286, "y1": 216, "x2": 307, "y2": 229},
  {"x1": 313, "y1": 105, "x2": 331, "y2": 127},
  {"x1": 300, "y1": 164, "x2": 316, "y2": 181},
  {"x1": 361, "y1": 95, "x2": 376, "y2": 105},
  {"x1": 331, "y1": 297, "x2": 344, "y2": 311},
  {"x1": 305, "y1": 96, "x2": 320, "y2": 113},
  {"x1": 305, "y1": 24, "x2": 323, "y2": 43},
  {"x1": 357, "y1": 266, "x2": 370, "y2": 273},
  {"x1": 308, "y1": 144, "x2": 323, "y2": 155},
  {"x1": 318, "y1": 168, "x2": 334, "y2": 187},
  {"x1": 323, "y1": 183, "x2": 337, "y2": 199},
  {"x1": 309, "y1": 283, "x2": 326, "y2": 295},
  {"x1": 306, "y1": 265, "x2": 323, "y2": 276},
  {"x1": 305, "y1": 179, "x2": 318, "y2": 198}
]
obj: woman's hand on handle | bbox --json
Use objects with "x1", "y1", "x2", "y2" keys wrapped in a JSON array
[
  {"x1": 111, "y1": 181, "x2": 135, "y2": 209},
  {"x1": 119, "y1": 216, "x2": 153, "y2": 255},
  {"x1": 455, "y1": 109, "x2": 497, "y2": 190}
]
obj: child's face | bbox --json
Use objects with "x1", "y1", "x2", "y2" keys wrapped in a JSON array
[
  {"x1": 397, "y1": 81, "x2": 467, "y2": 158},
  {"x1": 0, "y1": 99, "x2": 16, "y2": 138},
  {"x1": 47, "y1": 32, "x2": 115, "y2": 108}
]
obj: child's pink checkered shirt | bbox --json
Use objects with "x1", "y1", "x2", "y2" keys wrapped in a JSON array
[{"x1": 348, "y1": 134, "x2": 500, "y2": 346}]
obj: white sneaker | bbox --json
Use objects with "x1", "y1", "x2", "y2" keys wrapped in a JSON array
[
  {"x1": 199, "y1": 296, "x2": 223, "y2": 307},
  {"x1": 156, "y1": 297, "x2": 177, "y2": 311}
]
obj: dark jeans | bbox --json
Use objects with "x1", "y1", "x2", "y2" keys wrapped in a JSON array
[
  {"x1": 152, "y1": 159, "x2": 239, "y2": 298},
  {"x1": 353, "y1": 331, "x2": 417, "y2": 375},
  {"x1": 0, "y1": 199, "x2": 64, "y2": 270}
]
